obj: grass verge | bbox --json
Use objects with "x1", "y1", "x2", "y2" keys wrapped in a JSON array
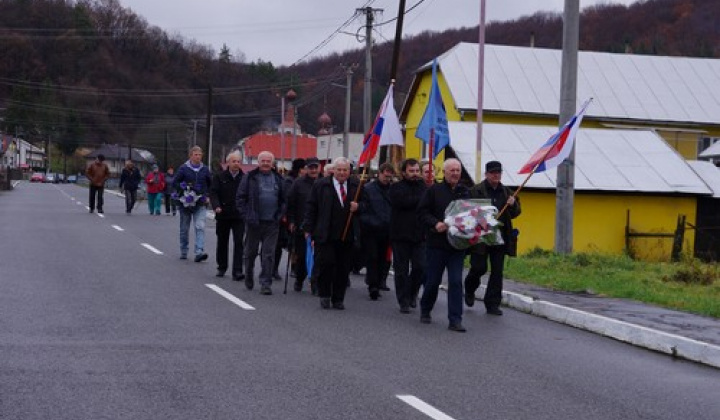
[{"x1": 504, "y1": 249, "x2": 720, "y2": 319}]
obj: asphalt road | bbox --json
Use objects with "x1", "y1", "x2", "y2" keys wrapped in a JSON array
[{"x1": 1, "y1": 183, "x2": 719, "y2": 420}]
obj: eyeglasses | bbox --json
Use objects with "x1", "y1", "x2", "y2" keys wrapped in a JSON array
[{"x1": 488, "y1": 170, "x2": 502, "y2": 174}]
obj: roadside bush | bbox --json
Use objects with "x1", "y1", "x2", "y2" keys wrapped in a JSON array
[{"x1": 664, "y1": 260, "x2": 718, "y2": 286}]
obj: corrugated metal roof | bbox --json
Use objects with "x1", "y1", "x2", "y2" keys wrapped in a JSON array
[
  {"x1": 688, "y1": 160, "x2": 720, "y2": 198},
  {"x1": 449, "y1": 121, "x2": 711, "y2": 195},
  {"x1": 439, "y1": 43, "x2": 720, "y2": 125}
]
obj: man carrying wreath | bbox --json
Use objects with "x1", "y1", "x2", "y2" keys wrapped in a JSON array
[
  {"x1": 174, "y1": 146, "x2": 213, "y2": 262},
  {"x1": 464, "y1": 160, "x2": 521, "y2": 315}
]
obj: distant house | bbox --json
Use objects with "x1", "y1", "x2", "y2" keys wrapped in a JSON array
[
  {"x1": 0, "y1": 135, "x2": 45, "y2": 170},
  {"x1": 85, "y1": 144, "x2": 155, "y2": 176},
  {"x1": 237, "y1": 103, "x2": 317, "y2": 169}
]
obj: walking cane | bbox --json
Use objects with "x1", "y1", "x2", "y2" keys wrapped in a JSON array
[{"x1": 283, "y1": 231, "x2": 295, "y2": 294}]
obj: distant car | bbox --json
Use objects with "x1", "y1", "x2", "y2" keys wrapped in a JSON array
[
  {"x1": 55, "y1": 174, "x2": 65, "y2": 183},
  {"x1": 45, "y1": 174, "x2": 56, "y2": 183},
  {"x1": 30, "y1": 172, "x2": 45, "y2": 183},
  {"x1": 67, "y1": 175, "x2": 78, "y2": 183}
]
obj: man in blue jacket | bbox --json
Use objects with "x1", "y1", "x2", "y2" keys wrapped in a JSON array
[
  {"x1": 174, "y1": 146, "x2": 213, "y2": 262},
  {"x1": 236, "y1": 151, "x2": 285, "y2": 295}
]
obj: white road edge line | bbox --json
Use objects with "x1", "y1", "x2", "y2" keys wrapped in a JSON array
[
  {"x1": 141, "y1": 243, "x2": 164, "y2": 255},
  {"x1": 98, "y1": 213, "x2": 105, "y2": 218},
  {"x1": 396, "y1": 395, "x2": 457, "y2": 420},
  {"x1": 205, "y1": 284, "x2": 256, "y2": 311},
  {"x1": 112, "y1": 225, "x2": 124, "y2": 231}
]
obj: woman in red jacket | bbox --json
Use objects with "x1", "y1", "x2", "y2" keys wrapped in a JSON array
[{"x1": 145, "y1": 164, "x2": 166, "y2": 215}]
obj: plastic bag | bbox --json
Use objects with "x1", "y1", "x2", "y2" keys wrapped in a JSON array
[{"x1": 444, "y1": 199, "x2": 504, "y2": 250}]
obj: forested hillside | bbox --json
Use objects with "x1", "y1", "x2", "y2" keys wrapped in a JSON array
[{"x1": 1, "y1": 0, "x2": 718, "y2": 168}]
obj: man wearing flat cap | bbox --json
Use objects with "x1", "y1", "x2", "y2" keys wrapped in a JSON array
[{"x1": 464, "y1": 160, "x2": 521, "y2": 316}]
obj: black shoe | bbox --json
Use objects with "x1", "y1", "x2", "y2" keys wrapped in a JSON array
[
  {"x1": 448, "y1": 323, "x2": 467, "y2": 332},
  {"x1": 194, "y1": 253, "x2": 208, "y2": 263},
  {"x1": 245, "y1": 277, "x2": 254, "y2": 291},
  {"x1": 260, "y1": 286, "x2": 272, "y2": 295},
  {"x1": 379, "y1": 285, "x2": 390, "y2": 291},
  {"x1": 369, "y1": 289, "x2": 380, "y2": 300},
  {"x1": 310, "y1": 279, "x2": 318, "y2": 296},
  {"x1": 486, "y1": 307, "x2": 504, "y2": 316},
  {"x1": 180, "y1": 254, "x2": 187, "y2": 260},
  {"x1": 216, "y1": 270, "x2": 226, "y2": 278},
  {"x1": 89, "y1": 209, "x2": 94, "y2": 213},
  {"x1": 332, "y1": 302, "x2": 345, "y2": 310},
  {"x1": 233, "y1": 273, "x2": 245, "y2": 281},
  {"x1": 97, "y1": 209, "x2": 103, "y2": 214},
  {"x1": 420, "y1": 313, "x2": 432, "y2": 324},
  {"x1": 400, "y1": 306, "x2": 411, "y2": 314},
  {"x1": 320, "y1": 298, "x2": 331, "y2": 309},
  {"x1": 293, "y1": 280, "x2": 303, "y2": 292},
  {"x1": 409, "y1": 298, "x2": 417, "y2": 309},
  {"x1": 465, "y1": 292, "x2": 475, "y2": 307}
]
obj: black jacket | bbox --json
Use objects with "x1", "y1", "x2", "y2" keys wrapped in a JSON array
[
  {"x1": 303, "y1": 176, "x2": 360, "y2": 245},
  {"x1": 236, "y1": 168, "x2": 285, "y2": 226},
  {"x1": 286, "y1": 175, "x2": 318, "y2": 231},
  {"x1": 417, "y1": 181, "x2": 470, "y2": 250},
  {"x1": 210, "y1": 169, "x2": 244, "y2": 221},
  {"x1": 389, "y1": 178, "x2": 427, "y2": 243},
  {"x1": 119, "y1": 167, "x2": 142, "y2": 191},
  {"x1": 358, "y1": 180, "x2": 392, "y2": 233},
  {"x1": 469, "y1": 180, "x2": 521, "y2": 253}
]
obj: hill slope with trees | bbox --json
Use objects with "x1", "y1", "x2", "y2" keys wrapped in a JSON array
[{"x1": 1, "y1": 0, "x2": 718, "y2": 169}]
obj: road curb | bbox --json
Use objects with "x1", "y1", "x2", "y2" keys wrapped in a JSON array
[{"x1": 491, "y1": 287, "x2": 720, "y2": 369}]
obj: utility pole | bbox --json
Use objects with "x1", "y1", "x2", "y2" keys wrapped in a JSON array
[
  {"x1": 555, "y1": 0, "x2": 580, "y2": 254},
  {"x1": 205, "y1": 86, "x2": 213, "y2": 167},
  {"x1": 358, "y1": 7, "x2": 381, "y2": 135},
  {"x1": 476, "y1": 0, "x2": 487, "y2": 182},
  {"x1": 341, "y1": 64, "x2": 355, "y2": 158},
  {"x1": 164, "y1": 130, "x2": 168, "y2": 171},
  {"x1": 381, "y1": 0, "x2": 406, "y2": 165}
]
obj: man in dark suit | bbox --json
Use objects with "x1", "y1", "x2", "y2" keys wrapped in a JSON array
[
  {"x1": 303, "y1": 157, "x2": 359, "y2": 310},
  {"x1": 210, "y1": 151, "x2": 245, "y2": 280}
]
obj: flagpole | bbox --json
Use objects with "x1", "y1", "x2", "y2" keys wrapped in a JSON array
[
  {"x1": 341, "y1": 165, "x2": 368, "y2": 241},
  {"x1": 496, "y1": 142, "x2": 557, "y2": 219},
  {"x1": 427, "y1": 129, "x2": 434, "y2": 183}
]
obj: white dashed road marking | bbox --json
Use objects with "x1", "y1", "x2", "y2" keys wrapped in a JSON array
[
  {"x1": 396, "y1": 395, "x2": 457, "y2": 420},
  {"x1": 112, "y1": 225, "x2": 124, "y2": 231},
  {"x1": 141, "y1": 243, "x2": 164, "y2": 255},
  {"x1": 206, "y1": 284, "x2": 256, "y2": 311}
]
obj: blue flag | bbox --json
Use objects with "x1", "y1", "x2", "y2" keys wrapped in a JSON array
[{"x1": 415, "y1": 58, "x2": 449, "y2": 159}]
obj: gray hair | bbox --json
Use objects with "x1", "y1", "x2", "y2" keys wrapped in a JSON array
[
  {"x1": 226, "y1": 151, "x2": 241, "y2": 161},
  {"x1": 189, "y1": 145, "x2": 203, "y2": 155},
  {"x1": 443, "y1": 158, "x2": 461, "y2": 171},
  {"x1": 332, "y1": 157, "x2": 350, "y2": 167},
  {"x1": 258, "y1": 151, "x2": 275, "y2": 161}
]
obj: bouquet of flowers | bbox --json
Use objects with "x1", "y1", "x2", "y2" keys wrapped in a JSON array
[
  {"x1": 444, "y1": 199, "x2": 504, "y2": 250},
  {"x1": 171, "y1": 181, "x2": 207, "y2": 209}
]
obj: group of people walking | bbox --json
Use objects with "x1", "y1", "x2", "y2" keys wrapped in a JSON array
[{"x1": 86, "y1": 146, "x2": 521, "y2": 333}]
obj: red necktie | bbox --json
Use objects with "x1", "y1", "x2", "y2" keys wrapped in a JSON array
[{"x1": 339, "y1": 183, "x2": 346, "y2": 203}]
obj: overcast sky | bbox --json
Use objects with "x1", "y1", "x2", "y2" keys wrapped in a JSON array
[{"x1": 118, "y1": 0, "x2": 637, "y2": 66}]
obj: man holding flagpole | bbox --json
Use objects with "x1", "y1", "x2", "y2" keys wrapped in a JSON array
[{"x1": 464, "y1": 161, "x2": 521, "y2": 315}]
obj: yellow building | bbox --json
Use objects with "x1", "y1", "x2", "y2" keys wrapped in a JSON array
[{"x1": 399, "y1": 43, "x2": 720, "y2": 260}]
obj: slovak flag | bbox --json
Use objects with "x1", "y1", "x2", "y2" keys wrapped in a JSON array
[
  {"x1": 358, "y1": 84, "x2": 404, "y2": 166},
  {"x1": 518, "y1": 98, "x2": 593, "y2": 174}
]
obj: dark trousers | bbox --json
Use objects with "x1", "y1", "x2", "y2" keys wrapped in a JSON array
[
  {"x1": 216, "y1": 218, "x2": 245, "y2": 276},
  {"x1": 293, "y1": 232, "x2": 308, "y2": 282},
  {"x1": 392, "y1": 240, "x2": 425, "y2": 308},
  {"x1": 164, "y1": 193, "x2": 176, "y2": 214},
  {"x1": 315, "y1": 240, "x2": 353, "y2": 303},
  {"x1": 363, "y1": 230, "x2": 390, "y2": 293},
  {"x1": 421, "y1": 247, "x2": 464, "y2": 325},
  {"x1": 124, "y1": 189, "x2": 137, "y2": 212},
  {"x1": 464, "y1": 246, "x2": 506, "y2": 310},
  {"x1": 89, "y1": 185, "x2": 104, "y2": 211}
]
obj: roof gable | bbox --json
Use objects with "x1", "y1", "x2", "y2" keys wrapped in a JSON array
[{"x1": 437, "y1": 43, "x2": 720, "y2": 125}]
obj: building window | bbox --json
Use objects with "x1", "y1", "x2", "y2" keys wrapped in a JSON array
[
  {"x1": 320, "y1": 140, "x2": 326, "y2": 148},
  {"x1": 701, "y1": 137, "x2": 720, "y2": 152}
]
